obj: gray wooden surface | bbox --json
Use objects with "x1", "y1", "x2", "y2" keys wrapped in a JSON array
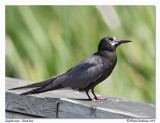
[
  {"x1": 6, "y1": 111, "x2": 41, "y2": 119},
  {"x1": 5, "y1": 77, "x2": 155, "y2": 119}
]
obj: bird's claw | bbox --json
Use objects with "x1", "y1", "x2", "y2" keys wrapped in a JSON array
[{"x1": 92, "y1": 98, "x2": 107, "y2": 102}]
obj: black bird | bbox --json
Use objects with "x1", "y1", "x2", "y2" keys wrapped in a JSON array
[{"x1": 10, "y1": 36, "x2": 132, "y2": 101}]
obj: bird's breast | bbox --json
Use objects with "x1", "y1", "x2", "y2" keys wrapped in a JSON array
[
  {"x1": 100, "y1": 51, "x2": 117, "y2": 68},
  {"x1": 96, "y1": 51, "x2": 117, "y2": 82}
]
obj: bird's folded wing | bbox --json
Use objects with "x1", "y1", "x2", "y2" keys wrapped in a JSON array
[{"x1": 38, "y1": 55, "x2": 104, "y2": 91}]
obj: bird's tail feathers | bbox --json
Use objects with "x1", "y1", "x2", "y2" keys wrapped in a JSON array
[
  {"x1": 20, "y1": 88, "x2": 40, "y2": 95},
  {"x1": 9, "y1": 72, "x2": 65, "y2": 90},
  {"x1": 9, "y1": 82, "x2": 46, "y2": 90},
  {"x1": 20, "y1": 84, "x2": 63, "y2": 95}
]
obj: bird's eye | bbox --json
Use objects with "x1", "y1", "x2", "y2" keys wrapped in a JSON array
[{"x1": 108, "y1": 38, "x2": 113, "y2": 41}]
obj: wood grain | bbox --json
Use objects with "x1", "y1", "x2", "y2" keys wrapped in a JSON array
[{"x1": 6, "y1": 91, "x2": 58, "y2": 118}]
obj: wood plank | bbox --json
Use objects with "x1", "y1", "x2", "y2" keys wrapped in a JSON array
[
  {"x1": 57, "y1": 98, "x2": 155, "y2": 118},
  {"x1": 5, "y1": 77, "x2": 155, "y2": 118},
  {"x1": 6, "y1": 111, "x2": 41, "y2": 119},
  {"x1": 6, "y1": 91, "x2": 59, "y2": 118}
]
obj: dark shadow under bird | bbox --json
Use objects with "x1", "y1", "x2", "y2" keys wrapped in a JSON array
[{"x1": 9, "y1": 36, "x2": 132, "y2": 101}]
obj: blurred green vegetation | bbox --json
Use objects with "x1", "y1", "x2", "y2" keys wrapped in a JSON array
[{"x1": 5, "y1": 6, "x2": 155, "y2": 104}]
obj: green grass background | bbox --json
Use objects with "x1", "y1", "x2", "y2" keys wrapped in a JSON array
[{"x1": 5, "y1": 5, "x2": 155, "y2": 104}]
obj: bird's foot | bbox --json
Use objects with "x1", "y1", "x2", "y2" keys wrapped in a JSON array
[{"x1": 92, "y1": 98, "x2": 107, "y2": 102}]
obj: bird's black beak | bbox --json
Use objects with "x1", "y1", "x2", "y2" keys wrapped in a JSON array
[
  {"x1": 114, "y1": 40, "x2": 132, "y2": 47},
  {"x1": 118, "y1": 40, "x2": 132, "y2": 44}
]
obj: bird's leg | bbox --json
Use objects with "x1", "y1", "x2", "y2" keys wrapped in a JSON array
[
  {"x1": 91, "y1": 88, "x2": 107, "y2": 101},
  {"x1": 85, "y1": 90, "x2": 92, "y2": 101}
]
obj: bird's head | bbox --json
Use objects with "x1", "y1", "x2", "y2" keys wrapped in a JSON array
[{"x1": 98, "y1": 36, "x2": 132, "y2": 52}]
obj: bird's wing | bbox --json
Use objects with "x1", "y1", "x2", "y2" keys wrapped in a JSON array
[
  {"x1": 62, "y1": 56, "x2": 104, "y2": 89},
  {"x1": 36, "y1": 55, "x2": 104, "y2": 93}
]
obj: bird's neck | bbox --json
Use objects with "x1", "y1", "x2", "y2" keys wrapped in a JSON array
[
  {"x1": 96, "y1": 50, "x2": 117, "y2": 67},
  {"x1": 97, "y1": 50, "x2": 117, "y2": 58}
]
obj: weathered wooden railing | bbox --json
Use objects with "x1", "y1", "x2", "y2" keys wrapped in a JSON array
[{"x1": 5, "y1": 77, "x2": 155, "y2": 118}]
